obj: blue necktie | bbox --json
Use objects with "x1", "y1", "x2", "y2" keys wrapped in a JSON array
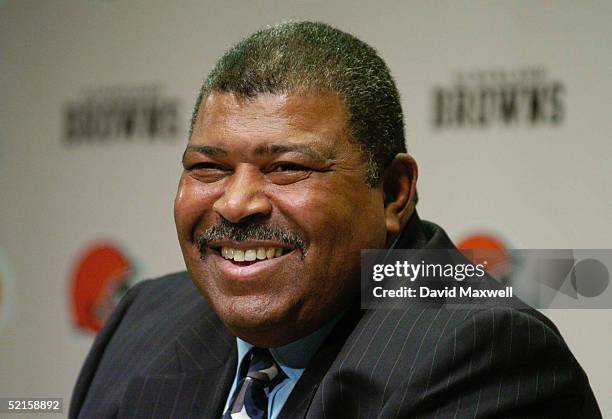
[{"x1": 223, "y1": 348, "x2": 286, "y2": 419}]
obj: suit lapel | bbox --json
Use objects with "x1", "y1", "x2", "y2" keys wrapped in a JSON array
[
  {"x1": 119, "y1": 298, "x2": 237, "y2": 418},
  {"x1": 279, "y1": 304, "x2": 363, "y2": 419},
  {"x1": 280, "y1": 213, "x2": 452, "y2": 418},
  {"x1": 173, "y1": 318, "x2": 238, "y2": 418}
]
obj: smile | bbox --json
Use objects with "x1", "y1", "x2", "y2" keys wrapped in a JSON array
[
  {"x1": 206, "y1": 241, "x2": 296, "y2": 280},
  {"x1": 220, "y1": 246, "x2": 285, "y2": 262}
]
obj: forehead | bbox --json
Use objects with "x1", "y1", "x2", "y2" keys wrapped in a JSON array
[{"x1": 191, "y1": 91, "x2": 352, "y2": 152}]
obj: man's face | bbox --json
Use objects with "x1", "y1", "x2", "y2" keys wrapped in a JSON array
[{"x1": 175, "y1": 91, "x2": 387, "y2": 346}]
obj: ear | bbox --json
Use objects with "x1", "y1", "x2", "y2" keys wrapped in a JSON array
[{"x1": 383, "y1": 153, "x2": 418, "y2": 240}]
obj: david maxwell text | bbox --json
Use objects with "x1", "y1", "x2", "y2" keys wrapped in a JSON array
[{"x1": 373, "y1": 286, "x2": 514, "y2": 299}]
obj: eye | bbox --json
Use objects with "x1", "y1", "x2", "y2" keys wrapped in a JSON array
[
  {"x1": 190, "y1": 162, "x2": 229, "y2": 171},
  {"x1": 187, "y1": 162, "x2": 231, "y2": 183},
  {"x1": 266, "y1": 162, "x2": 314, "y2": 185},
  {"x1": 271, "y1": 163, "x2": 310, "y2": 172}
]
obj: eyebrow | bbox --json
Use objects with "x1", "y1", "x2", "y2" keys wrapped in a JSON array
[
  {"x1": 182, "y1": 145, "x2": 227, "y2": 162},
  {"x1": 183, "y1": 142, "x2": 333, "y2": 165},
  {"x1": 254, "y1": 143, "x2": 332, "y2": 165}
]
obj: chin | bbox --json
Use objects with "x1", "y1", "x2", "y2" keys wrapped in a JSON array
[{"x1": 215, "y1": 295, "x2": 301, "y2": 341}]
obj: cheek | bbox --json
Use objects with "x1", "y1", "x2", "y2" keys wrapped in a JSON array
[
  {"x1": 274, "y1": 185, "x2": 385, "y2": 316},
  {"x1": 274, "y1": 181, "x2": 386, "y2": 249},
  {"x1": 174, "y1": 175, "x2": 221, "y2": 240}
]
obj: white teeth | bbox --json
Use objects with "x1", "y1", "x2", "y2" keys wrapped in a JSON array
[{"x1": 220, "y1": 246, "x2": 286, "y2": 261}]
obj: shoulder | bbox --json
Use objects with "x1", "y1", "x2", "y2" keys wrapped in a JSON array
[
  {"x1": 122, "y1": 271, "x2": 201, "y2": 311},
  {"x1": 397, "y1": 306, "x2": 599, "y2": 417},
  {"x1": 70, "y1": 271, "x2": 217, "y2": 418},
  {"x1": 125, "y1": 270, "x2": 196, "y2": 305},
  {"x1": 90, "y1": 270, "x2": 211, "y2": 354},
  {"x1": 328, "y1": 304, "x2": 600, "y2": 418},
  {"x1": 95, "y1": 271, "x2": 204, "y2": 333}
]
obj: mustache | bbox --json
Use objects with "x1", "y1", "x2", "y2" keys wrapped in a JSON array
[{"x1": 196, "y1": 219, "x2": 307, "y2": 258}]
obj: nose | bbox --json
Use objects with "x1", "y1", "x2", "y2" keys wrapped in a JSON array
[{"x1": 213, "y1": 165, "x2": 272, "y2": 224}]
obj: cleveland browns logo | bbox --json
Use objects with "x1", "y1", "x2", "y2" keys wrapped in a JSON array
[{"x1": 69, "y1": 242, "x2": 134, "y2": 333}]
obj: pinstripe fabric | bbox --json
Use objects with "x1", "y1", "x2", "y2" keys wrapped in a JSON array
[
  {"x1": 71, "y1": 272, "x2": 238, "y2": 418},
  {"x1": 70, "y1": 220, "x2": 601, "y2": 418}
]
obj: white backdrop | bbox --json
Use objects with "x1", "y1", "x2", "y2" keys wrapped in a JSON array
[{"x1": 1, "y1": 1, "x2": 610, "y2": 416}]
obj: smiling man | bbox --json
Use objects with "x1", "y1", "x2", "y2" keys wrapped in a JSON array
[
  {"x1": 70, "y1": 22, "x2": 600, "y2": 418},
  {"x1": 177, "y1": 90, "x2": 390, "y2": 349}
]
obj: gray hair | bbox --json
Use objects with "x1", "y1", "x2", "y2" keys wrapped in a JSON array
[{"x1": 189, "y1": 21, "x2": 407, "y2": 186}]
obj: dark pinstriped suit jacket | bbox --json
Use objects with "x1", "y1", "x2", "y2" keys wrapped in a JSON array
[{"x1": 70, "y1": 219, "x2": 601, "y2": 418}]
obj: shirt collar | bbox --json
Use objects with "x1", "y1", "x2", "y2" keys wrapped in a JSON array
[{"x1": 235, "y1": 313, "x2": 343, "y2": 381}]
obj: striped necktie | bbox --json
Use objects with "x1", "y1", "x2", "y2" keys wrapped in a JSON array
[{"x1": 222, "y1": 347, "x2": 286, "y2": 419}]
